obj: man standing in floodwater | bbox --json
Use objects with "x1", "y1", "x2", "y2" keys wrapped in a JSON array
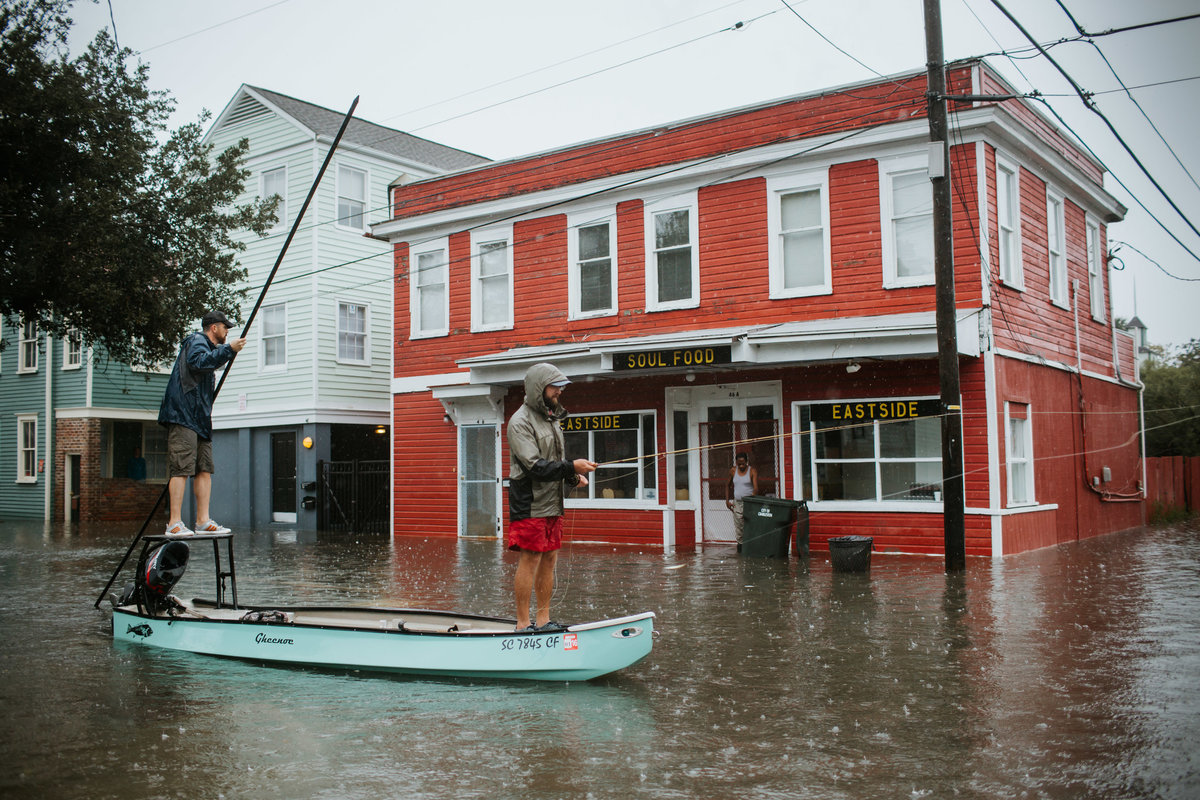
[{"x1": 505, "y1": 362, "x2": 597, "y2": 632}]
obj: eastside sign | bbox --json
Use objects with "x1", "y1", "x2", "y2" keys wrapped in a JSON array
[
  {"x1": 612, "y1": 345, "x2": 732, "y2": 371},
  {"x1": 809, "y1": 399, "x2": 940, "y2": 423}
]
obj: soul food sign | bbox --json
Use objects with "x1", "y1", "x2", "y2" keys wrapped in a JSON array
[
  {"x1": 613, "y1": 345, "x2": 732, "y2": 371},
  {"x1": 810, "y1": 398, "x2": 940, "y2": 423}
]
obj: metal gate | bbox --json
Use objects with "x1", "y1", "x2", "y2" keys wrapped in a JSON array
[{"x1": 317, "y1": 459, "x2": 389, "y2": 534}]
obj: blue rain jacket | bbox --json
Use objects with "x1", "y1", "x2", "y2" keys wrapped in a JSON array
[{"x1": 157, "y1": 331, "x2": 236, "y2": 440}]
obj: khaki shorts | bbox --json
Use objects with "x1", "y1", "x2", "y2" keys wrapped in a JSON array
[{"x1": 167, "y1": 425, "x2": 214, "y2": 477}]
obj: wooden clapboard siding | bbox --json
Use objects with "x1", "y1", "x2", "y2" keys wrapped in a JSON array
[{"x1": 393, "y1": 393, "x2": 458, "y2": 537}]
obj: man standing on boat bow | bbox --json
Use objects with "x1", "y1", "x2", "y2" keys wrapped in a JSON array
[
  {"x1": 506, "y1": 363, "x2": 597, "y2": 632},
  {"x1": 158, "y1": 310, "x2": 246, "y2": 536}
]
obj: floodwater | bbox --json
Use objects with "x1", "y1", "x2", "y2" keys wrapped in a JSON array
[{"x1": 1, "y1": 520, "x2": 1198, "y2": 800}]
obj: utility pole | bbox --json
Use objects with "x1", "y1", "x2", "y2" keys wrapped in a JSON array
[{"x1": 923, "y1": 0, "x2": 966, "y2": 570}]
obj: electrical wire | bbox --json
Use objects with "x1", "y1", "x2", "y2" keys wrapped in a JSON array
[
  {"x1": 1052, "y1": 0, "x2": 1200, "y2": 194},
  {"x1": 989, "y1": 0, "x2": 1200, "y2": 248}
]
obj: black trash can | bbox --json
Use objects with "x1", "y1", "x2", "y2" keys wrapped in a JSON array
[
  {"x1": 741, "y1": 496, "x2": 803, "y2": 558},
  {"x1": 828, "y1": 535, "x2": 873, "y2": 572}
]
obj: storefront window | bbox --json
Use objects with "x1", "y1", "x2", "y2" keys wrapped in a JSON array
[
  {"x1": 797, "y1": 398, "x2": 942, "y2": 503},
  {"x1": 563, "y1": 411, "x2": 657, "y2": 501}
]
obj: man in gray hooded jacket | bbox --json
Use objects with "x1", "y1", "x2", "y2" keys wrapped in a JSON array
[{"x1": 506, "y1": 362, "x2": 597, "y2": 631}]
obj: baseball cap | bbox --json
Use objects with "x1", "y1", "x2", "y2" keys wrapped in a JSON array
[{"x1": 201, "y1": 310, "x2": 235, "y2": 328}]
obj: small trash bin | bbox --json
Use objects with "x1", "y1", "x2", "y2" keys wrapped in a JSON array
[
  {"x1": 741, "y1": 496, "x2": 803, "y2": 558},
  {"x1": 828, "y1": 535, "x2": 873, "y2": 572}
]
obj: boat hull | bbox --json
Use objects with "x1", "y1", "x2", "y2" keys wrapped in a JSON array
[{"x1": 112, "y1": 605, "x2": 654, "y2": 681}]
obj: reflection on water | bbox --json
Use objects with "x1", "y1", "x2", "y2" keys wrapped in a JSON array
[{"x1": 1, "y1": 520, "x2": 1198, "y2": 799}]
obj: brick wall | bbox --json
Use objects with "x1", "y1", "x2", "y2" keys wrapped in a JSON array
[{"x1": 54, "y1": 417, "x2": 168, "y2": 523}]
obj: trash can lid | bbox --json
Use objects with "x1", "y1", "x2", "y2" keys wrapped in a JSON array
[{"x1": 827, "y1": 535, "x2": 873, "y2": 543}]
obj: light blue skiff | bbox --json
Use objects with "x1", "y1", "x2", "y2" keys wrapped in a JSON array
[{"x1": 112, "y1": 602, "x2": 655, "y2": 682}]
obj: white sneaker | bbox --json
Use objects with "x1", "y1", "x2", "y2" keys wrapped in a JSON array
[
  {"x1": 195, "y1": 519, "x2": 231, "y2": 534},
  {"x1": 165, "y1": 521, "x2": 194, "y2": 537}
]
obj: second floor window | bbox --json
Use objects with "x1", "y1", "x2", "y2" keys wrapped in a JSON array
[
  {"x1": 569, "y1": 213, "x2": 617, "y2": 318},
  {"x1": 19, "y1": 319, "x2": 37, "y2": 373},
  {"x1": 769, "y1": 171, "x2": 831, "y2": 298},
  {"x1": 261, "y1": 303, "x2": 286, "y2": 370},
  {"x1": 882, "y1": 158, "x2": 934, "y2": 287},
  {"x1": 1087, "y1": 220, "x2": 1105, "y2": 322},
  {"x1": 262, "y1": 167, "x2": 287, "y2": 230},
  {"x1": 472, "y1": 227, "x2": 512, "y2": 330},
  {"x1": 1047, "y1": 191, "x2": 1067, "y2": 308},
  {"x1": 997, "y1": 158, "x2": 1021, "y2": 286},
  {"x1": 411, "y1": 242, "x2": 448, "y2": 337},
  {"x1": 63, "y1": 328, "x2": 82, "y2": 369},
  {"x1": 337, "y1": 165, "x2": 366, "y2": 230},
  {"x1": 338, "y1": 302, "x2": 368, "y2": 363},
  {"x1": 646, "y1": 194, "x2": 698, "y2": 310}
]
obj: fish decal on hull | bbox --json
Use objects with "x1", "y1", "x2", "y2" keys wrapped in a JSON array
[{"x1": 127, "y1": 624, "x2": 153, "y2": 638}]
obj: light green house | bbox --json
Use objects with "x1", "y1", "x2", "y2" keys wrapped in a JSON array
[{"x1": 204, "y1": 86, "x2": 488, "y2": 532}]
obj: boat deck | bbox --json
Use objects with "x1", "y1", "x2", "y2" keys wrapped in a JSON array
[{"x1": 176, "y1": 599, "x2": 520, "y2": 634}]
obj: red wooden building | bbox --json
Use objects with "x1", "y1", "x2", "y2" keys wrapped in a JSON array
[{"x1": 372, "y1": 59, "x2": 1144, "y2": 557}]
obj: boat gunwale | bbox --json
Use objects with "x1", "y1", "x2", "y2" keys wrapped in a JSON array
[{"x1": 113, "y1": 603, "x2": 654, "y2": 638}]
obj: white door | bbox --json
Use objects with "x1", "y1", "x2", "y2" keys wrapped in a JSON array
[
  {"x1": 459, "y1": 424, "x2": 501, "y2": 537},
  {"x1": 697, "y1": 388, "x2": 782, "y2": 542}
]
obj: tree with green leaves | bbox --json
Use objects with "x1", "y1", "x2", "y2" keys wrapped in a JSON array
[
  {"x1": 1142, "y1": 338, "x2": 1200, "y2": 457},
  {"x1": 0, "y1": 0, "x2": 276, "y2": 368}
]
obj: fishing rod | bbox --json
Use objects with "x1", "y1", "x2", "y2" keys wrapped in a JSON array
[{"x1": 95, "y1": 96, "x2": 361, "y2": 609}]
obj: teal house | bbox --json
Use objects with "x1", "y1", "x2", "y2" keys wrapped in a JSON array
[{"x1": 0, "y1": 319, "x2": 168, "y2": 524}]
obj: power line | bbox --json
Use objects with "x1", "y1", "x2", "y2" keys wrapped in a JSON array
[
  {"x1": 777, "y1": 0, "x2": 890, "y2": 80},
  {"x1": 401, "y1": 10, "x2": 780, "y2": 137},
  {"x1": 136, "y1": 0, "x2": 294, "y2": 54},
  {"x1": 375, "y1": 0, "x2": 755, "y2": 127},
  {"x1": 1109, "y1": 240, "x2": 1200, "y2": 282},
  {"x1": 989, "y1": 0, "x2": 1200, "y2": 247},
  {"x1": 1052, "y1": 0, "x2": 1200, "y2": 194}
]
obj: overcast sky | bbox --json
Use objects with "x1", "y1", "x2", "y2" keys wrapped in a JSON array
[{"x1": 65, "y1": 0, "x2": 1200, "y2": 348}]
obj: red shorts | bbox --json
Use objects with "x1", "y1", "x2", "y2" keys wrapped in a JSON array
[{"x1": 507, "y1": 517, "x2": 564, "y2": 553}]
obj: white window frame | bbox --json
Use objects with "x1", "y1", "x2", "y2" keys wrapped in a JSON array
[
  {"x1": 336, "y1": 164, "x2": 368, "y2": 231},
  {"x1": 1005, "y1": 402, "x2": 1035, "y2": 507},
  {"x1": 996, "y1": 154, "x2": 1023, "y2": 288},
  {"x1": 409, "y1": 238, "x2": 450, "y2": 339},
  {"x1": 336, "y1": 300, "x2": 370, "y2": 365},
  {"x1": 470, "y1": 225, "x2": 513, "y2": 332},
  {"x1": 141, "y1": 422, "x2": 169, "y2": 483},
  {"x1": 62, "y1": 328, "x2": 82, "y2": 370},
  {"x1": 262, "y1": 166, "x2": 287, "y2": 232},
  {"x1": 1086, "y1": 217, "x2": 1105, "y2": 322},
  {"x1": 792, "y1": 396, "x2": 943, "y2": 508},
  {"x1": 17, "y1": 414, "x2": 37, "y2": 484},
  {"x1": 1047, "y1": 188, "x2": 1068, "y2": 309},
  {"x1": 880, "y1": 154, "x2": 935, "y2": 288},
  {"x1": 644, "y1": 192, "x2": 700, "y2": 312},
  {"x1": 260, "y1": 302, "x2": 287, "y2": 372},
  {"x1": 567, "y1": 208, "x2": 618, "y2": 320},
  {"x1": 767, "y1": 169, "x2": 832, "y2": 298},
  {"x1": 18, "y1": 319, "x2": 37, "y2": 373},
  {"x1": 562, "y1": 411, "x2": 659, "y2": 506}
]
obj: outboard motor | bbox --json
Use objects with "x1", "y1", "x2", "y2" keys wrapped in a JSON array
[{"x1": 138, "y1": 541, "x2": 190, "y2": 614}]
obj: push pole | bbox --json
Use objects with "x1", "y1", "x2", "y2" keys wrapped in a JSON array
[
  {"x1": 94, "y1": 97, "x2": 360, "y2": 608},
  {"x1": 923, "y1": 0, "x2": 966, "y2": 570}
]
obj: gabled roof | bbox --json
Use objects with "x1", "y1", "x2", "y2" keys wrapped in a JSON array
[{"x1": 215, "y1": 85, "x2": 490, "y2": 173}]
